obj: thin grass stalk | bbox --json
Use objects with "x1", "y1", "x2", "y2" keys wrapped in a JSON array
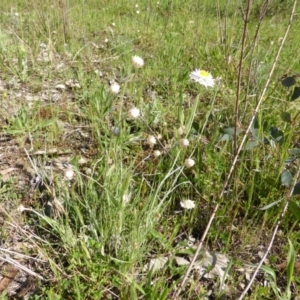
[
  {"x1": 61, "y1": 0, "x2": 69, "y2": 43},
  {"x1": 234, "y1": 0, "x2": 252, "y2": 155},
  {"x1": 242, "y1": 0, "x2": 269, "y2": 121},
  {"x1": 215, "y1": 0, "x2": 223, "y2": 47},
  {"x1": 173, "y1": 1, "x2": 297, "y2": 297}
]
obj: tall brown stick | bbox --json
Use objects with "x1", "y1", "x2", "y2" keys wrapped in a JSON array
[{"x1": 234, "y1": 0, "x2": 252, "y2": 156}]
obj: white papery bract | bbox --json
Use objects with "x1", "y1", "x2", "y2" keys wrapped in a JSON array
[
  {"x1": 180, "y1": 200, "x2": 195, "y2": 210},
  {"x1": 132, "y1": 55, "x2": 144, "y2": 68}
]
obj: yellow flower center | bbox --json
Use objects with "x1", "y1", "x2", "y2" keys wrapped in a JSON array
[{"x1": 199, "y1": 70, "x2": 210, "y2": 78}]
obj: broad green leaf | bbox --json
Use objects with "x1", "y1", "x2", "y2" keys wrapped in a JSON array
[
  {"x1": 288, "y1": 200, "x2": 300, "y2": 219},
  {"x1": 270, "y1": 127, "x2": 285, "y2": 145},
  {"x1": 292, "y1": 183, "x2": 300, "y2": 195},
  {"x1": 192, "y1": 121, "x2": 200, "y2": 132},
  {"x1": 222, "y1": 127, "x2": 243, "y2": 136},
  {"x1": 285, "y1": 157, "x2": 296, "y2": 165},
  {"x1": 251, "y1": 117, "x2": 259, "y2": 129},
  {"x1": 288, "y1": 148, "x2": 300, "y2": 156},
  {"x1": 281, "y1": 112, "x2": 292, "y2": 123},
  {"x1": 250, "y1": 127, "x2": 259, "y2": 139},
  {"x1": 281, "y1": 170, "x2": 293, "y2": 186},
  {"x1": 243, "y1": 140, "x2": 259, "y2": 150},
  {"x1": 219, "y1": 134, "x2": 232, "y2": 141},
  {"x1": 282, "y1": 76, "x2": 296, "y2": 87},
  {"x1": 291, "y1": 86, "x2": 300, "y2": 101}
]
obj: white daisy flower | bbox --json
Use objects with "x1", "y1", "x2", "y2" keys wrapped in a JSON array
[
  {"x1": 180, "y1": 138, "x2": 189, "y2": 147},
  {"x1": 132, "y1": 55, "x2": 144, "y2": 68},
  {"x1": 129, "y1": 107, "x2": 140, "y2": 119},
  {"x1": 190, "y1": 69, "x2": 215, "y2": 88},
  {"x1": 180, "y1": 199, "x2": 195, "y2": 210},
  {"x1": 110, "y1": 82, "x2": 120, "y2": 94},
  {"x1": 185, "y1": 158, "x2": 195, "y2": 168}
]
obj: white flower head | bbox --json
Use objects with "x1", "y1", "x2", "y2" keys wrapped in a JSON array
[
  {"x1": 147, "y1": 135, "x2": 157, "y2": 146},
  {"x1": 153, "y1": 150, "x2": 161, "y2": 158},
  {"x1": 65, "y1": 169, "x2": 74, "y2": 181},
  {"x1": 180, "y1": 138, "x2": 189, "y2": 147},
  {"x1": 122, "y1": 193, "x2": 131, "y2": 205},
  {"x1": 190, "y1": 69, "x2": 215, "y2": 88},
  {"x1": 185, "y1": 158, "x2": 195, "y2": 168},
  {"x1": 180, "y1": 199, "x2": 195, "y2": 210},
  {"x1": 132, "y1": 55, "x2": 144, "y2": 68},
  {"x1": 17, "y1": 204, "x2": 26, "y2": 213},
  {"x1": 129, "y1": 107, "x2": 140, "y2": 119},
  {"x1": 110, "y1": 82, "x2": 120, "y2": 94}
]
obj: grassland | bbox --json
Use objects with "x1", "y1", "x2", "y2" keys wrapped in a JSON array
[{"x1": 0, "y1": 0, "x2": 300, "y2": 299}]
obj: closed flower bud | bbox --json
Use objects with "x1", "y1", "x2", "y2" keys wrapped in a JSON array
[
  {"x1": 180, "y1": 138, "x2": 189, "y2": 147},
  {"x1": 185, "y1": 158, "x2": 195, "y2": 168}
]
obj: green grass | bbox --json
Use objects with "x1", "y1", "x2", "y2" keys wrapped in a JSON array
[{"x1": 0, "y1": 0, "x2": 300, "y2": 299}]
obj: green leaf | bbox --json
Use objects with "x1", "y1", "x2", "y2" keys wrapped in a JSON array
[
  {"x1": 259, "y1": 265, "x2": 277, "y2": 281},
  {"x1": 288, "y1": 200, "x2": 300, "y2": 219},
  {"x1": 281, "y1": 170, "x2": 293, "y2": 186},
  {"x1": 243, "y1": 140, "x2": 259, "y2": 150},
  {"x1": 282, "y1": 76, "x2": 296, "y2": 87},
  {"x1": 291, "y1": 87, "x2": 300, "y2": 101},
  {"x1": 258, "y1": 199, "x2": 283, "y2": 210},
  {"x1": 250, "y1": 127, "x2": 259, "y2": 139},
  {"x1": 288, "y1": 148, "x2": 300, "y2": 156},
  {"x1": 192, "y1": 121, "x2": 200, "y2": 132},
  {"x1": 285, "y1": 157, "x2": 296, "y2": 165},
  {"x1": 292, "y1": 183, "x2": 300, "y2": 195},
  {"x1": 281, "y1": 112, "x2": 292, "y2": 123},
  {"x1": 222, "y1": 127, "x2": 243, "y2": 136},
  {"x1": 219, "y1": 134, "x2": 232, "y2": 141},
  {"x1": 270, "y1": 127, "x2": 285, "y2": 145}
]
